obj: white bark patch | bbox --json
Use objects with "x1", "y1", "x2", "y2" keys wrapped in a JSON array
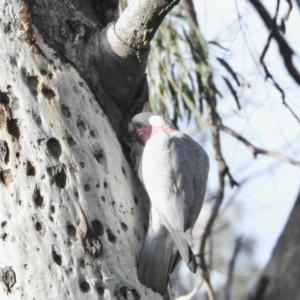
[{"x1": 0, "y1": 1, "x2": 161, "y2": 299}]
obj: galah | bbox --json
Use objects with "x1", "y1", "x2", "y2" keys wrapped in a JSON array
[{"x1": 130, "y1": 112, "x2": 209, "y2": 294}]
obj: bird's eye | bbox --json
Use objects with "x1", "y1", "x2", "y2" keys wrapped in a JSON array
[{"x1": 136, "y1": 122, "x2": 142, "y2": 128}]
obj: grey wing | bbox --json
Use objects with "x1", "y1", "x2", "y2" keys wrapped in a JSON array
[{"x1": 143, "y1": 132, "x2": 209, "y2": 233}]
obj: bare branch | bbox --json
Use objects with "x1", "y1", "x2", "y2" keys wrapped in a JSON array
[
  {"x1": 225, "y1": 236, "x2": 243, "y2": 300},
  {"x1": 203, "y1": 277, "x2": 217, "y2": 300},
  {"x1": 259, "y1": 0, "x2": 279, "y2": 63},
  {"x1": 251, "y1": 0, "x2": 300, "y2": 123},
  {"x1": 115, "y1": 0, "x2": 180, "y2": 50},
  {"x1": 199, "y1": 108, "x2": 238, "y2": 299},
  {"x1": 248, "y1": 0, "x2": 300, "y2": 85},
  {"x1": 181, "y1": 0, "x2": 199, "y2": 26},
  {"x1": 219, "y1": 125, "x2": 300, "y2": 168},
  {"x1": 174, "y1": 280, "x2": 203, "y2": 300},
  {"x1": 282, "y1": 0, "x2": 293, "y2": 21}
]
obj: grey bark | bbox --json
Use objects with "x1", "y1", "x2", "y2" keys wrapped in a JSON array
[
  {"x1": 25, "y1": 0, "x2": 179, "y2": 136},
  {"x1": 0, "y1": 0, "x2": 178, "y2": 299},
  {"x1": 247, "y1": 189, "x2": 300, "y2": 300}
]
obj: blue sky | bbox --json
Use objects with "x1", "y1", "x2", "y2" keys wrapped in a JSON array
[{"x1": 193, "y1": 0, "x2": 300, "y2": 267}]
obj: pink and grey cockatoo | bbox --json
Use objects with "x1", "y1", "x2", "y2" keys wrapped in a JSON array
[{"x1": 130, "y1": 112, "x2": 209, "y2": 294}]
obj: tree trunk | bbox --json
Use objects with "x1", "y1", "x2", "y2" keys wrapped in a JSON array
[
  {"x1": 0, "y1": 0, "x2": 178, "y2": 299},
  {"x1": 246, "y1": 190, "x2": 300, "y2": 300}
]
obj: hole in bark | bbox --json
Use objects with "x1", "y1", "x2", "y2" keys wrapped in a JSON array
[
  {"x1": 53, "y1": 253, "x2": 62, "y2": 266},
  {"x1": 103, "y1": 182, "x2": 108, "y2": 188},
  {"x1": 55, "y1": 167, "x2": 66, "y2": 188},
  {"x1": 89, "y1": 130, "x2": 95, "y2": 138},
  {"x1": 46, "y1": 138, "x2": 61, "y2": 158},
  {"x1": 101, "y1": 196, "x2": 105, "y2": 202},
  {"x1": 116, "y1": 287, "x2": 128, "y2": 299},
  {"x1": 0, "y1": 140, "x2": 9, "y2": 164},
  {"x1": 41, "y1": 85, "x2": 55, "y2": 100},
  {"x1": 27, "y1": 76, "x2": 39, "y2": 94},
  {"x1": 46, "y1": 166, "x2": 55, "y2": 176},
  {"x1": 26, "y1": 161, "x2": 36, "y2": 176},
  {"x1": 67, "y1": 224, "x2": 77, "y2": 239},
  {"x1": 79, "y1": 281, "x2": 90, "y2": 293},
  {"x1": 7, "y1": 118, "x2": 20, "y2": 140},
  {"x1": 97, "y1": 287, "x2": 104, "y2": 295},
  {"x1": 121, "y1": 167, "x2": 126, "y2": 176},
  {"x1": 1, "y1": 233, "x2": 8, "y2": 241},
  {"x1": 90, "y1": 130, "x2": 96, "y2": 138},
  {"x1": 84, "y1": 184, "x2": 90, "y2": 191},
  {"x1": 37, "y1": 138, "x2": 45, "y2": 146},
  {"x1": 36, "y1": 221, "x2": 42, "y2": 231},
  {"x1": 1, "y1": 221, "x2": 7, "y2": 228},
  {"x1": 0, "y1": 169, "x2": 13, "y2": 186},
  {"x1": 79, "y1": 162, "x2": 85, "y2": 168},
  {"x1": 40, "y1": 69, "x2": 47, "y2": 75},
  {"x1": 134, "y1": 196, "x2": 138, "y2": 205},
  {"x1": 80, "y1": 259, "x2": 87, "y2": 268},
  {"x1": 33, "y1": 187, "x2": 44, "y2": 208},
  {"x1": 76, "y1": 118, "x2": 86, "y2": 137},
  {"x1": 35, "y1": 221, "x2": 46, "y2": 236},
  {"x1": 0, "y1": 267, "x2": 16, "y2": 294},
  {"x1": 0, "y1": 92, "x2": 9, "y2": 105},
  {"x1": 50, "y1": 205, "x2": 55, "y2": 213},
  {"x1": 106, "y1": 230, "x2": 116, "y2": 244},
  {"x1": 120, "y1": 223, "x2": 128, "y2": 232},
  {"x1": 91, "y1": 220, "x2": 104, "y2": 236},
  {"x1": 92, "y1": 143, "x2": 104, "y2": 164},
  {"x1": 61, "y1": 105, "x2": 71, "y2": 118},
  {"x1": 52, "y1": 246, "x2": 62, "y2": 266},
  {"x1": 131, "y1": 289, "x2": 140, "y2": 300},
  {"x1": 67, "y1": 137, "x2": 76, "y2": 146}
]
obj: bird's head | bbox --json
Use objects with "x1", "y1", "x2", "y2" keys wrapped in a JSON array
[{"x1": 129, "y1": 112, "x2": 176, "y2": 146}]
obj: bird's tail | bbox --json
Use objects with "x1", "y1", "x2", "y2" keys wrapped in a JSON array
[
  {"x1": 160, "y1": 214, "x2": 197, "y2": 273},
  {"x1": 138, "y1": 225, "x2": 173, "y2": 295}
]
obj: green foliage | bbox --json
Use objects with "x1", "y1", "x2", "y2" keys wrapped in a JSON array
[{"x1": 147, "y1": 9, "x2": 241, "y2": 128}]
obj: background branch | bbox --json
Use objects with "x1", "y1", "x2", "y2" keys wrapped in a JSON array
[
  {"x1": 225, "y1": 236, "x2": 243, "y2": 300},
  {"x1": 248, "y1": 0, "x2": 300, "y2": 85},
  {"x1": 219, "y1": 125, "x2": 300, "y2": 168}
]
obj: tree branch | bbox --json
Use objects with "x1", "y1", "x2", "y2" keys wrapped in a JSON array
[
  {"x1": 115, "y1": 0, "x2": 180, "y2": 50},
  {"x1": 219, "y1": 125, "x2": 300, "y2": 168},
  {"x1": 181, "y1": 0, "x2": 199, "y2": 26},
  {"x1": 250, "y1": 0, "x2": 300, "y2": 123},
  {"x1": 225, "y1": 236, "x2": 243, "y2": 300},
  {"x1": 248, "y1": 0, "x2": 300, "y2": 86}
]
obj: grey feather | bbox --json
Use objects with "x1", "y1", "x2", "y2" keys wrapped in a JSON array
[
  {"x1": 136, "y1": 117, "x2": 209, "y2": 293},
  {"x1": 138, "y1": 218, "x2": 173, "y2": 294},
  {"x1": 159, "y1": 211, "x2": 196, "y2": 273}
]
